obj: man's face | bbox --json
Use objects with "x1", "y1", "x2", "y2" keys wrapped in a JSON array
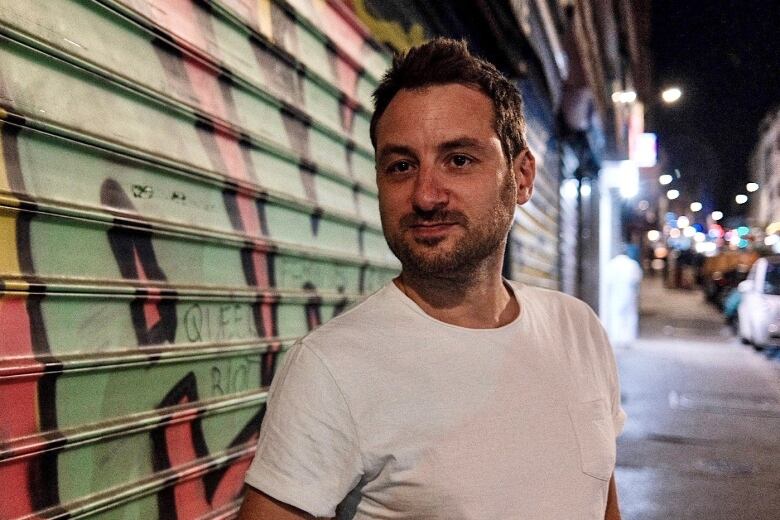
[{"x1": 374, "y1": 84, "x2": 535, "y2": 277}]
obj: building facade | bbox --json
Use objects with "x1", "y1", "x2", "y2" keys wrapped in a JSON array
[{"x1": 751, "y1": 107, "x2": 780, "y2": 228}]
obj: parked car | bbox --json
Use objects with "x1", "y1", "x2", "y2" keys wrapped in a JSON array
[
  {"x1": 702, "y1": 250, "x2": 758, "y2": 308},
  {"x1": 737, "y1": 256, "x2": 780, "y2": 350}
]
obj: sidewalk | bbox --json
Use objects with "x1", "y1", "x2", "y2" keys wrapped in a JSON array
[{"x1": 614, "y1": 276, "x2": 780, "y2": 519}]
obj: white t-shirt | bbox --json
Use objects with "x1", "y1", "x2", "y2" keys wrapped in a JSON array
[{"x1": 245, "y1": 281, "x2": 626, "y2": 519}]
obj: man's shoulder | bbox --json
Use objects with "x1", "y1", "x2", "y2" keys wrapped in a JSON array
[
  {"x1": 511, "y1": 283, "x2": 615, "y2": 375},
  {"x1": 511, "y1": 281, "x2": 596, "y2": 320},
  {"x1": 511, "y1": 281, "x2": 609, "y2": 348},
  {"x1": 300, "y1": 282, "x2": 402, "y2": 354}
]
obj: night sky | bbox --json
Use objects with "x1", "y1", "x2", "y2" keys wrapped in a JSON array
[{"x1": 650, "y1": 0, "x2": 780, "y2": 218}]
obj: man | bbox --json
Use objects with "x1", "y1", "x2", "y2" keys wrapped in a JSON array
[
  {"x1": 606, "y1": 247, "x2": 643, "y2": 348},
  {"x1": 239, "y1": 38, "x2": 625, "y2": 519}
]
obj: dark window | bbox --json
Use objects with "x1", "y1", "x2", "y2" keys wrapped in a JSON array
[{"x1": 763, "y1": 262, "x2": 780, "y2": 295}]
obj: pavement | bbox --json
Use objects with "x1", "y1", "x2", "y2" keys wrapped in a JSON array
[{"x1": 614, "y1": 275, "x2": 780, "y2": 519}]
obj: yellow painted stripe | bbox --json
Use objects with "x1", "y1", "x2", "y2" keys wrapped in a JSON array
[
  {"x1": 256, "y1": 0, "x2": 273, "y2": 41},
  {"x1": 1, "y1": 278, "x2": 29, "y2": 291},
  {"x1": 0, "y1": 120, "x2": 22, "y2": 275},
  {"x1": 0, "y1": 212, "x2": 22, "y2": 275}
]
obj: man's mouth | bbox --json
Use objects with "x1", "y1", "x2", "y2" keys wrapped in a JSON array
[
  {"x1": 408, "y1": 222, "x2": 457, "y2": 237},
  {"x1": 398, "y1": 211, "x2": 467, "y2": 241},
  {"x1": 411, "y1": 222, "x2": 456, "y2": 228}
]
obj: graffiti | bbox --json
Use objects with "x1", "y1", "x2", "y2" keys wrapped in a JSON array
[
  {"x1": 0, "y1": 116, "x2": 65, "y2": 520},
  {"x1": 132, "y1": 184, "x2": 154, "y2": 198},
  {"x1": 303, "y1": 281, "x2": 322, "y2": 330},
  {"x1": 183, "y1": 302, "x2": 259, "y2": 343},
  {"x1": 347, "y1": 0, "x2": 427, "y2": 51},
  {"x1": 0, "y1": 0, "x2": 395, "y2": 518},
  {"x1": 211, "y1": 359, "x2": 251, "y2": 396},
  {"x1": 249, "y1": 33, "x2": 305, "y2": 107},
  {"x1": 151, "y1": 372, "x2": 265, "y2": 519},
  {"x1": 169, "y1": 188, "x2": 217, "y2": 212},
  {"x1": 101, "y1": 178, "x2": 178, "y2": 346},
  {"x1": 310, "y1": 205, "x2": 323, "y2": 236},
  {"x1": 275, "y1": 256, "x2": 353, "y2": 294},
  {"x1": 333, "y1": 285, "x2": 350, "y2": 317}
]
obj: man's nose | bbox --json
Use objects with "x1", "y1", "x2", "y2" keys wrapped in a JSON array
[{"x1": 411, "y1": 164, "x2": 448, "y2": 212}]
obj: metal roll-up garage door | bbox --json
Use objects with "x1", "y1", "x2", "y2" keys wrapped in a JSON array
[
  {"x1": 507, "y1": 77, "x2": 561, "y2": 290},
  {"x1": 0, "y1": 1, "x2": 396, "y2": 518}
]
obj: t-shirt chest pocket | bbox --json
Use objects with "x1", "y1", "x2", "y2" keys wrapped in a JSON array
[{"x1": 567, "y1": 398, "x2": 616, "y2": 481}]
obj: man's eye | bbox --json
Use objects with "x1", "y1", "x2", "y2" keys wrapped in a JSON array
[
  {"x1": 451, "y1": 155, "x2": 472, "y2": 167},
  {"x1": 389, "y1": 161, "x2": 412, "y2": 173}
]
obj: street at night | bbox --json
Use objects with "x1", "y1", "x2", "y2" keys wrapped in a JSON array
[
  {"x1": 616, "y1": 276, "x2": 780, "y2": 519},
  {"x1": 2, "y1": 1, "x2": 779, "y2": 518}
]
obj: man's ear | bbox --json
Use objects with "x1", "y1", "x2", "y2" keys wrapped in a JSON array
[{"x1": 513, "y1": 148, "x2": 536, "y2": 205}]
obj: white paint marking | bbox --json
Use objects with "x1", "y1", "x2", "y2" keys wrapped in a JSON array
[{"x1": 63, "y1": 38, "x2": 83, "y2": 49}]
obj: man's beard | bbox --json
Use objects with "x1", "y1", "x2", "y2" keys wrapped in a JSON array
[{"x1": 383, "y1": 173, "x2": 517, "y2": 278}]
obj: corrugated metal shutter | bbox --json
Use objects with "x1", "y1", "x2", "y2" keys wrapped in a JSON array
[
  {"x1": 508, "y1": 78, "x2": 560, "y2": 290},
  {"x1": 559, "y1": 145, "x2": 581, "y2": 296},
  {"x1": 0, "y1": 1, "x2": 396, "y2": 518}
]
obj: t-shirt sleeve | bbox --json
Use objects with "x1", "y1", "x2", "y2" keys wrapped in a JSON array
[
  {"x1": 583, "y1": 304, "x2": 627, "y2": 436},
  {"x1": 244, "y1": 342, "x2": 363, "y2": 517},
  {"x1": 595, "y1": 315, "x2": 627, "y2": 436},
  {"x1": 608, "y1": 353, "x2": 627, "y2": 436}
]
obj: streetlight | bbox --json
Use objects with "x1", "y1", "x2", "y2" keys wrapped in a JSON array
[
  {"x1": 690, "y1": 202, "x2": 702, "y2": 212},
  {"x1": 659, "y1": 174, "x2": 673, "y2": 185},
  {"x1": 735, "y1": 194, "x2": 748, "y2": 205},
  {"x1": 711, "y1": 211, "x2": 723, "y2": 221},
  {"x1": 662, "y1": 87, "x2": 682, "y2": 104},
  {"x1": 667, "y1": 189, "x2": 680, "y2": 200},
  {"x1": 746, "y1": 182, "x2": 759, "y2": 192},
  {"x1": 612, "y1": 90, "x2": 637, "y2": 103}
]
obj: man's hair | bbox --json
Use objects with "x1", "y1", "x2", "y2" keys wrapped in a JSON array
[{"x1": 370, "y1": 38, "x2": 527, "y2": 163}]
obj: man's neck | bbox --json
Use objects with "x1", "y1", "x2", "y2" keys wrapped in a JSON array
[{"x1": 394, "y1": 267, "x2": 519, "y2": 329}]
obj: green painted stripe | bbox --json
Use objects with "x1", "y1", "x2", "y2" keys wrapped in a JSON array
[
  {"x1": 3, "y1": 123, "x2": 384, "y2": 239},
  {"x1": 54, "y1": 357, "x2": 267, "y2": 432},
  {"x1": 0, "y1": 0, "x2": 376, "y2": 156},
  {"x1": 0, "y1": 338, "x2": 295, "y2": 378},
  {"x1": 0, "y1": 280, "x2": 381, "y2": 301},
  {"x1": 0, "y1": 290, "x2": 366, "y2": 355},
  {"x1": 54, "y1": 403, "x2": 260, "y2": 504},
  {"x1": 67, "y1": 449, "x2": 252, "y2": 520},
  {"x1": 2, "y1": 391, "x2": 264, "y2": 463},
  {"x1": 206, "y1": 0, "x2": 383, "y2": 111},
  {"x1": 0, "y1": 34, "x2": 378, "y2": 198},
  {"x1": 89, "y1": 0, "x2": 377, "y2": 154},
  {"x1": 0, "y1": 204, "x2": 397, "y2": 277},
  {"x1": 274, "y1": 0, "x2": 391, "y2": 81}
]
